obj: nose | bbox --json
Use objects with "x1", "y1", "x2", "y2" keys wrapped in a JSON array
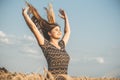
[{"x1": 59, "y1": 30, "x2": 62, "y2": 34}]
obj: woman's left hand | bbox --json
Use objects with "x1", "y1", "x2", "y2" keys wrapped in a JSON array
[{"x1": 58, "y1": 9, "x2": 67, "y2": 20}]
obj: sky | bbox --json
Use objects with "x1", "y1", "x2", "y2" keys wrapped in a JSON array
[{"x1": 0, "y1": 0, "x2": 120, "y2": 78}]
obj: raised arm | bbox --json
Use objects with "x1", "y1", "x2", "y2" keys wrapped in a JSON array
[
  {"x1": 59, "y1": 9, "x2": 71, "y2": 46},
  {"x1": 22, "y1": 7, "x2": 44, "y2": 45}
]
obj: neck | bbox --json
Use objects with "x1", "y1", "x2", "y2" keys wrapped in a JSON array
[
  {"x1": 50, "y1": 38, "x2": 59, "y2": 45},
  {"x1": 50, "y1": 38, "x2": 61, "y2": 49}
]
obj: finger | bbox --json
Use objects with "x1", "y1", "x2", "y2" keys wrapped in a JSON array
[
  {"x1": 59, "y1": 8, "x2": 64, "y2": 12},
  {"x1": 25, "y1": 1, "x2": 31, "y2": 7},
  {"x1": 58, "y1": 14, "x2": 64, "y2": 19},
  {"x1": 22, "y1": 6, "x2": 29, "y2": 14},
  {"x1": 59, "y1": 9, "x2": 63, "y2": 13},
  {"x1": 59, "y1": 8, "x2": 63, "y2": 11},
  {"x1": 44, "y1": 7, "x2": 48, "y2": 10},
  {"x1": 59, "y1": 9, "x2": 65, "y2": 15},
  {"x1": 26, "y1": 6, "x2": 29, "y2": 10},
  {"x1": 22, "y1": 8, "x2": 25, "y2": 11},
  {"x1": 58, "y1": 14, "x2": 62, "y2": 17},
  {"x1": 22, "y1": 8, "x2": 25, "y2": 15},
  {"x1": 44, "y1": 7, "x2": 48, "y2": 12}
]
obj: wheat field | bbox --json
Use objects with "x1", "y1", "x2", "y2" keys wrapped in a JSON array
[{"x1": 0, "y1": 67, "x2": 120, "y2": 80}]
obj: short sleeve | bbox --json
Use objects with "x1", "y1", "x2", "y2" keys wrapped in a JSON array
[
  {"x1": 59, "y1": 40, "x2": 65, "y2": 49},
  {"x1": 39, "y1": 39, "x2": 49, "y2": 50}
]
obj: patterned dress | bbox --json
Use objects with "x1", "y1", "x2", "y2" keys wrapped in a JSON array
[{"x1": 40, "y1": 39, "x2": 70, "y2": 80}]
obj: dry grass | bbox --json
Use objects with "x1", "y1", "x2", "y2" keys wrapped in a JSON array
[{"x1": 0, "y1": 67, "x2": 119, "y2": 80}]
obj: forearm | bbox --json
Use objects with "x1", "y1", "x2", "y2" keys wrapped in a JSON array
[
  {"x1": 62, "y1": 13, "x2": 71, "y2": 45},
  {"x1": 64, "y1": 14, "x2": 70, "y2": 34}
]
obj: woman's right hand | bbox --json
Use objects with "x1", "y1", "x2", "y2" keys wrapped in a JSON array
[{"x1": 22, "y1": 6, "x2": 29, "y2": 15}]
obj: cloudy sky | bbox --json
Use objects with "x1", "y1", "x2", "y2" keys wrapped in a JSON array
[{"x1": 0, "y1": 0, "x2": 120, "y2": 78}]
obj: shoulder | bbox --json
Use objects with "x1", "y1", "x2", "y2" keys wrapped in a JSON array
[
  {"x1": 39, "y1": 39, "x2": 50, "y2": 49},
  {"x1": 59, "y1": 40, "x2": 65, "y2": 49}
]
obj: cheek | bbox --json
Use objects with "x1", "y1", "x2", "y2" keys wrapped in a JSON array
[
  {"x1": 51, "y1": 30, "x2": 62, "y2": 36},
  {"x1": 50, "y1": 31, "x2": 57, "y2": 37},
  {"x1": 52, "y1": 31, "x2": 58, "y2": 34}
]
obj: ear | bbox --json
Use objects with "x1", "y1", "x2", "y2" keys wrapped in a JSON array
[{"x1": 48, "y1": 32, "x2": 51, "y2": 36}]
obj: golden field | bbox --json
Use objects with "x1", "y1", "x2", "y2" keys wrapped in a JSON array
[{"x1": 0, "y1": 67, "x2": 120, "y2": 80}]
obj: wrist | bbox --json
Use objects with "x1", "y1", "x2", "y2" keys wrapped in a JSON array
[{"x1": 64, "y1": 15, "x2": 68, "y2": 21}]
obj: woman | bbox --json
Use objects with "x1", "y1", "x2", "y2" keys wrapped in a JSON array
[{"x1": 22, "y1": 3, "x2": 70, "y2": 80}]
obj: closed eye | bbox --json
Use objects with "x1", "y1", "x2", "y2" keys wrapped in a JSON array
[{"x1": 55, "y1": 28, "x2": 61, "y2": 32}]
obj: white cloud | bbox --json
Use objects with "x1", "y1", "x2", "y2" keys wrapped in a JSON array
[
  {"x1": 0, "y1": 31, "x2": 37, "y2": 52},
  {"x1": 83, "y1": 56, "x2": 105, "y2": 64},
  {"x1": 70, "y1": 56, "x2": 105, "y2": 64},
  {"x1": 95, "y1": 57, "x2": 104, "y2": 64},
  {"x1": 20, "y1": 46, "x2": 42, "y2": 60},
  {"x1": 22, "y1": 46, "x2": 38, "y2": 54},
  {"x1": 87, "y1": 56, "x2": 105, "y2": 64},
  {"x1": 0, "y1": 31, "x2": 6, "y2": 37},
  {"x1": 24, "y1": 35, "x2": 35, "y2": 41},
  {"x1": 0, "y1": 31, "x2": 35, "y2": 45},
  {"x1": 0, "y1": 31, "x2": 11, "y2": 44},
  {"x1": 0, "y1": 38, "x2": 9, "y2": 44},
  {"x1": 0, "y1": 30, "x2": 41, "y2": 60}
]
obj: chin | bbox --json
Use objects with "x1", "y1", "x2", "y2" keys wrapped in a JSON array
[
  {"x1": 54, "y1": 37, "x2": 61, "y2": 39},
  {"x1": 56, "y1": 37, "x2": 61, "y2": 39}
]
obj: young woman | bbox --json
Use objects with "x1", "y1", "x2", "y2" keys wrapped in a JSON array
[{"x1": 22, "y1": 4, "x2": 71, "y2": 79}]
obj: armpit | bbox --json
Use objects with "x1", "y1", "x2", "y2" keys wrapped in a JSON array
[{"x1": 59, "y1": 40, "x2": 65, "y2": 49}]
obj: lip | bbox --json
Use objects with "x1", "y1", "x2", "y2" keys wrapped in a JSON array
[{"x1": 57, "y1": 33, "x2": 60, "y2": 35}]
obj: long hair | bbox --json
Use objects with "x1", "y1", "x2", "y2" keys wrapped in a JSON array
[
  {"x1": 31, "y1": 16, "x2": 59, "y2": 41},
  {"x1": 27, "y1": 2, "x2": 59, "y2": 41}
]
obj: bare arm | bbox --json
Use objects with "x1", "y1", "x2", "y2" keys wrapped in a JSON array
[
  {"x1": 22, "y1": 7, "x2": 44, "y2": 46},
  {"x1": 59, "y1": 9, "x2": 71, "y2": 46}
]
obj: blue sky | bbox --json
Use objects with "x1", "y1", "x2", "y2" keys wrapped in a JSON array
[{"x1": 0, "y1": 0, "x2": 120, "y2": 78}]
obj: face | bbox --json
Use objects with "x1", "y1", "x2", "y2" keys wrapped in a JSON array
[{"x1": 48, "y1": 26, "x2": 62, "y2": 39}]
